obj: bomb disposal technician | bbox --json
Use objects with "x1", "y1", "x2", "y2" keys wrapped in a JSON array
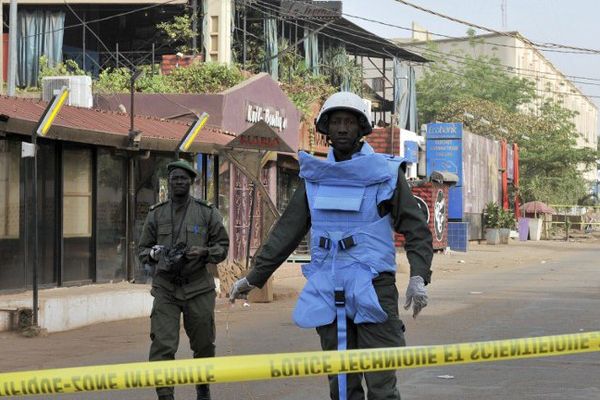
[{"x1": 231, "y1": 92, "x2": 433, "y2": 400}]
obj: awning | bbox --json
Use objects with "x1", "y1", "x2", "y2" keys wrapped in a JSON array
[{"x1": 0, "y1": 96, "x2": 234, "y2": 154}]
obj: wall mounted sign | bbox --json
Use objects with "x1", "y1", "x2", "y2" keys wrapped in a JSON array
[
  {"x1": 227, "y1": 120, "x2": 293, "y2": 153},
  {"x1": 280, "y1": 1, "x2": 342, "y2": 19},
  {"x1": 246, "y1": 103, "x2": 288, "y2": 131}
]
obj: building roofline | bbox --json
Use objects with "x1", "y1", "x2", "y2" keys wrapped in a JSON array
[
  {"x1": 400, "y1": 31, "x2": 597, "y2": 111},
  {"x1": 400, "y1": 30, "x2": 520, "y2": 46}
]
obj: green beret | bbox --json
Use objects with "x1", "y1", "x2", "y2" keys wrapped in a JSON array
[{"x1": 167, "y1": 160, "x2": 197, "y2": 178}]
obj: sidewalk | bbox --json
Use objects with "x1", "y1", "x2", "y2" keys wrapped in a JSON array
[{"x1": 2, "y1": 238, "x2": 597, "y2": 333}]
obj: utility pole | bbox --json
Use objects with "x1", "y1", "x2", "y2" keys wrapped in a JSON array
[{"x1": 7, "y1": 0, "x2": 16, "y2": 96}]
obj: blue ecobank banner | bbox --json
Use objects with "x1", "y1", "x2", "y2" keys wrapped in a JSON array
[
  {"x1": 426, "y1": 122, "x2": 463, "y2": 140},
  {"x1": 426, "y1": 123, "x2": 463, "y2": 219}
]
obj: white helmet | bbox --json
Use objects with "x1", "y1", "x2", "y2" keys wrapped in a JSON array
[{"x1": 315, "y1": 91, "x2": 372, "y2": 136}]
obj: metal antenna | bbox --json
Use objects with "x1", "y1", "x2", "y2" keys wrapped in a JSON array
[{"x1": 501, "y1": 0, "x2": 507, "y2": 29}]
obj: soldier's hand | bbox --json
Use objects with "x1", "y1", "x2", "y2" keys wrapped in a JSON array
[
  {"x1": 404, "y1": 276, "x2": 428, "y2": 319},
  {"x1": 150, "y1": 245, "x2": 165, "y2": 261},
  {"x1": 186, "y1": 246, "x2": 209, "y2": 259},
  {"x1": 229, "y1": 277, "x2": 256, "y2": 303}
]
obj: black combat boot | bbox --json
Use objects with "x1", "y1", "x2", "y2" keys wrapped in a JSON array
[
  {"x1": 196, "y1": 384, "x2": 211, "y2": 400},
  {"x1": 158, "y1": 395, "x2": 174, "y2": 400}
]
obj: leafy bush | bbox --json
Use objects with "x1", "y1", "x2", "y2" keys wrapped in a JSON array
[
  {"x1": 275, "y1": 42, "x2": 336, "y2": 120},
  {"x1": 499, "y1": 208, "x2": 516, "y2": 229},
  {"x1": 168, "y1": 62, "x2": 244, "y2": 93},
  {"x1": 281, "y1": 72, "x2": 336, "y2": 121},
  {"x1": 484, "y1": 202, "x2": 501, "y2": 229},
  {"x1": 38, "y1": 55, "x2": 86, "y2": 85},
  {"x1": 95, "y1": 67, "x2": 131, "y2": 93},
  {"x1": 94, "y1": 62, "x2": 243, "y2": 94}
]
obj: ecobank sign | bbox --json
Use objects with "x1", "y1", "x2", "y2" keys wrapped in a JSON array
[{"x1": 246, "y1": 103, "x2": 288, "y2": 131}]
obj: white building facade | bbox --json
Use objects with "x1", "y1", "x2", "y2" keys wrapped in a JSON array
[{"x1": 402, "y1": 32, "x2": 598, "y2": 182}]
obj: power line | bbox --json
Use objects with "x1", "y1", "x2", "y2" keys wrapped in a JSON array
[
  {"x1": 247, "y1": 0, "x2": 600, "y2": 102},
  {"x1": 249, "y1": 0, "x2": 403, "y2": 59},
  {"x1": 252, "y1": 0, "x2": 599, "y2": 92},
  {"x1": 17, "y1": 0, "x2": 183, "y2": 41},
  {"x1": 64, "y1": 1, "x2": 135, "y2": 70},
  {"x1": 407, "y1": 45, "x2": 600, "y2": 88},
  {"x1": 272, "y1": 0, "x2": 600, "y2": 82},
  {"x1": 254, "y1": 0, "x2": 600, "y2": 88},
  {"x1": 393, "y1": 0, "x2": 600, "y2": 55},
  {"x1": 342, "y1": 13, "x2": 597, "y2": 56}
]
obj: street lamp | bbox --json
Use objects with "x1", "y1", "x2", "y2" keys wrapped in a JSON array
[
  {"x1": 175, "y1": 112, "x2": 210, "y2": 159},
  {"x1": 31, "y1": 86, "x2": 69, "y2": 329}
]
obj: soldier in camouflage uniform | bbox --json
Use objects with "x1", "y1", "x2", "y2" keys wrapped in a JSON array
[{"x1": 139, "y1": 160, "x2": 229, "y2": 400}]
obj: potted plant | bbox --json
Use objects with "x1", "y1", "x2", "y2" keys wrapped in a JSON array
[
  {"x1": 499, "y1": 208, "x2": 516, "y2": 244},
  {"x1": 483, "y1": 202, "x2": 501, "y2": 245}
]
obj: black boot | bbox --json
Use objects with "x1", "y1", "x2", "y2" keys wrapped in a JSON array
[
  {"x1": 196, "y1": 384, "x2": 211, "y2": 400},
  {"x1": 158, "y1": 395, "x2": 174, "y2": 400}
]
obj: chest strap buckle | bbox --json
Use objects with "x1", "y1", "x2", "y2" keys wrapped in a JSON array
[
  {"x1": 334, "y1": 289, "x2": 345, "y2": 306},
  {"x1": 319, "y1": 236, "x2": 332, "y2": 249},
  {"x1": 338, "y1": 236, "x2": 356, "y2": 250}
]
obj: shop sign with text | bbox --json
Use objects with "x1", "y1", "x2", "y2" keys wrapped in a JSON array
[{"x1": 246, "y1": 103, "x2": 288, "y2": 131}]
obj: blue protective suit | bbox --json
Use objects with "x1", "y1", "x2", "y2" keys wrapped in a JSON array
[{"x1": 292, "y1": 142, "x2": 400, "y2": 329}]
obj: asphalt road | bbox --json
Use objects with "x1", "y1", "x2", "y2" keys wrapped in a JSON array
[{"x1": 1, "y1": 242, "x2": 599, "y2": 400}]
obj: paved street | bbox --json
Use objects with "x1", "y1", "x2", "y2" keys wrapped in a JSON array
[{"x1": 1, "y1": 240, "x2": 599, "y2": 400}]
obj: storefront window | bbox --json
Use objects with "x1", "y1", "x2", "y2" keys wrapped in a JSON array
[
  {"x1": 96, "y1": 149, "x2": 126, "y2": 282},
  {"x1": 0, "y1": 140, "x2": 20, "y2": 239},
  {"x1": 0, "y1": 140, "x2": 25, "y2": 290},
  {"x1": 62, "y1": 147, "x2": 93, "y2": 283},
  {"x1": 0, "y1": 139, "x2": 57, "y2": 290}
]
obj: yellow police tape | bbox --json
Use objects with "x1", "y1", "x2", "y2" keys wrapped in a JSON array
[{"x1": 0, "y1": 331, "x2": 598, "y2": 397}]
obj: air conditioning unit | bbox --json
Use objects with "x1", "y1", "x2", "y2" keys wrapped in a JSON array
[{"x1": 42, "y1": 76, "x2": 93, "y2": 108}]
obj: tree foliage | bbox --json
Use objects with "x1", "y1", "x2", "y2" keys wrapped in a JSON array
[
  {"x1": 417, "y1": 44, "x2": 536, "y2": 124},
  {"x1": 416, "y1": 40, "x2": 599, "y2": 204},
  {"x1": 156, "y1": 14, "x2": 197, "y2": 54}
]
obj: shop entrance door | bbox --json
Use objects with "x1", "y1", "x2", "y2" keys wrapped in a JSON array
[{"x1": 61, "y1": 147, "x2": 93, "y2": 283}]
